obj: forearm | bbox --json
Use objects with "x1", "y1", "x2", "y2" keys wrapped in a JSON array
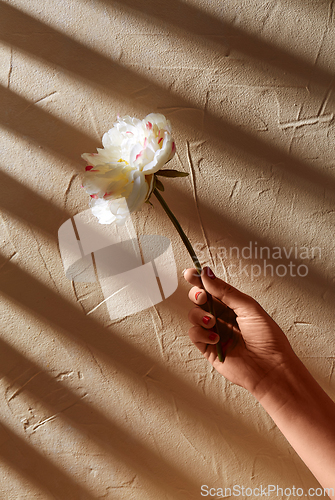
[{"x1": 254, "y1": 354, "x2": 335, "y2": 496}]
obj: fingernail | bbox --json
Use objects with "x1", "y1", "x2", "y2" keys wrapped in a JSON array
[
  {"x1": 195, "y1": 291, "x2": 202, "y2": 300},
  {"x1": 182, "y1": 269, "x2": 187, "y2": 276},
  {"x1": 206, "y1": 267, "x2": 216, "y2": 279},
  {"x1": 209, "y1": 332, "x2": 219, "y2": 341},
  {"x1": 202, "y1": 315, "x2": 211, "y2": 325}
]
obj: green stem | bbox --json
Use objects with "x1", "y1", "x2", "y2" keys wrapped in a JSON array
[
  {"x1": 152, "y1": 188, "x2": 201, "y2": 275},
  {"x1": 153, "y1": 188, "x2": 224, "y2": 362}
]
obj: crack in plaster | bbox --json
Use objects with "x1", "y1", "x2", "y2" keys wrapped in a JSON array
[
  {"x1": 64, "y1": 173, "x2": 77, "y2": 205},
  {"x1": 328, "y1": 360, "x2": 335, "y2": 385},
  {"x1": 32, "y1": 414, "x2": 58, "y2": 431},
  {"x1": 0, "y1": 251, "x2": 18, "y2": 272},
  {"x1": 71, "y1": 281, "x2": 87, "y2": 314},
  {"x1": 289, "y1": 192, "x2": 296, "y2": 219},
  {"x1": 149, "y1": 308, "x2": 165, "y2": 358},
  {"x1": 34, "y1": 90, "x2": 58, "y2": 104},
  {"x1": 29, "y1": 226, "x2": 60, "y2": 293},
  {"x1": 330, "y1": 0, "x2": 335, "y2": 22},
  {"x1": 279, "y1": 113, "x2": 334, "y2": 129},
  {"x1": 107, "y1": 475, "x2": 137, "y2": 490},
  {"x1": 7, "y1": 371, "x2": 42, "y2": 403},
  {"x1": 86, "y1": 346, "x2": 109, "y2": 383},
  {"x1": 31, "y1": 396, "x2": 88, "y2": 433},
  {"x1": 313, "y1": 26, "x2": 328, "y2": 68},
  {"x1": 229, "y1": 180, "x2": 239, "y2": 200},
  {"x1": 179, "y1": 430, "x2": 207, "y2": 461},
  {"x1": 202, "y1": 90, "x2": 209, "y2": 130},
  {"x1": 0, "y1": 213, "x2": 17, "y2": 254},
  {"x1": 7, "y1": 48, "x2": 13, "y2": 88},
  {"x1": 318, "y1": 86, "x2": 333, "y2": 116},
  {"x1": 13, "y1": 91, "x2": 59, "y2": 120},
  {"x1": 55, "y1": 371, "x2": 75, "y2": 381}
]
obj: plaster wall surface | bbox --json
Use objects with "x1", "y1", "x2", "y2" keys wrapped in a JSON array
[{"x1": 0, "y1": 0, "x2": 334, "y2": 498}]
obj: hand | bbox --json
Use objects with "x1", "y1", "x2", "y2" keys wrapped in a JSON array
[
  {"x1": 184, "y1": 266, "x2": 297, "y2": 398},
  {"x1": 185, "y1": 267, "x2": 335, "y2": 493}
]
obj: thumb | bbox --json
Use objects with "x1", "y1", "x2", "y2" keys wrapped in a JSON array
[{"x1": 201, "y1": 267, "x2": 259, "y2": 318}]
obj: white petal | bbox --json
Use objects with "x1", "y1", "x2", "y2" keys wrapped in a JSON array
[
  {"x1": 102, "y1": 127, "x2": 123, "y2": 148},
  {"x1": 142, "y1": 134, "x2": 174, "y2": 174},
  {"x1": 91, "y1": 198, "x2": 117, "y2": 224},
  {"x1": 126, "y1": 171, "x2": 148, "y2": 213},
  {"x1": 144, "y1": 113, "x2": 172, "y2": 132},
  {"x1": 129, "y1": 143, "x2": 144, "y2": 167}
]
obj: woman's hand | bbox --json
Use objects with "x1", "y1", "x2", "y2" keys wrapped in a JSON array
[
  {"x1": 185, "y1": 266, "x2": 335, "y2": 494},
  {"x1": 184, "y1": 266, "x2": 297, "y2": 398}
]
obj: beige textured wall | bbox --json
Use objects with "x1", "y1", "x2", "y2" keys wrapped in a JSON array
[{"x1": 1, "y1": 0, "x2": 334, "y2": 498}]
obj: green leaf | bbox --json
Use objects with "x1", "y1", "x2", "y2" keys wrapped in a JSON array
[
  {"x1": 155, "y1": 169, "x2": 189, "y2": 178},
  {"x1": 155, "y1": 177, "x2": 165, "y2": 191}
]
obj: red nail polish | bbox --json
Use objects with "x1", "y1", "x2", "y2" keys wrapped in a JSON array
[
  {"x1": 195, "y1": 291, "x2": 201, "y2": 300},
  {"x1": 209, "y1": 332, "x2": 218, "y2": 341},
  {"x1": 202, "y1": 316, "x2": 211, "y2": 325},
  {"x1": 206, "y1": 267, "x2": 216, "y2": 279}
]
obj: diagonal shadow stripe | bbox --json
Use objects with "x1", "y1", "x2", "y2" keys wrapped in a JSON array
[
  {"x1": 0, "y1": 253, "x2": 243, "y2": 430},
  {"x1": 0, "y1": 85, "x2": 99, "y2": 164},
  {"x1": 0, "y1": 340, "x2": 196, "y2": 497},
  {"x1": 0, "y1": 255, "x2": 292, "y2": 458},
  {"x1": 0, "y1": 3, "x2": 330, "y2": 490},
  {"x1": 0, "y1": 159, "x2": 332, "y2": 317},
  {"x1": 105, "y1": 0, "x2": 335, "y2": 89},
  {"x1": 161, "y1": 183, "x2": 335, "y2": 296},
  {"x1": 0, "y1": 419, "x2": 99, "y2": 499},
  {"x1": 0, "y1": 169, "x2": 72, "y2": 236},
  {"x1": 0, "y1": 287, "x2": 297, "y2": 490},
  {"x1": 0, "y1": 2, "x2": 334, "y2": 196}
]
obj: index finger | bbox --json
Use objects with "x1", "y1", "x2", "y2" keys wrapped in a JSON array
[{"x1": 183, "y1": 268, "x2": 203, "y2": 287}]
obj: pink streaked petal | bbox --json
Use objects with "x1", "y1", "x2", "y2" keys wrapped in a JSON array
[
  {"x1": 144, "y1": 137, "x2": 148, "y2": 148},
  {"x1": 146, "y1": 122, "x2": 152, "y2": 130},
  {"x1": 85, "y1": 165, "x2": 94, "y2": 171},
  {"x1": 90, "y1": 194, "x2": 99, "y2": 199},
  {"x1": 136, "y1": 151, "x2": 143, "y2": 160},
  {"x1": 103, "y1": 191, "x2": 113, "y2": 198},
  {"x1": 158, "y1": 137, "x2": 163, "y2": 144},
  {"x1": 126, "y1": 131, "x2": 134, "y2": 135}
]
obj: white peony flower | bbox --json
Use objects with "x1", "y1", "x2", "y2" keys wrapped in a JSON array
[{"x1": 81, "y1": 113, "x2": 175, "y2": 224}]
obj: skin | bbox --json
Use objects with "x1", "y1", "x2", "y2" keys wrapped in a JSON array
[{"x1": 184, "y1": 266, "x2": 335, "y2": 497}]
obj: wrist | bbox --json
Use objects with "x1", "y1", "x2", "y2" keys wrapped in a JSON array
[
  {"x1": 250, "y1": 350, "x2": 305, "y2": 412},
  {"x1": 253, "y1": 351, "x2": 335, "y2": 425}
]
